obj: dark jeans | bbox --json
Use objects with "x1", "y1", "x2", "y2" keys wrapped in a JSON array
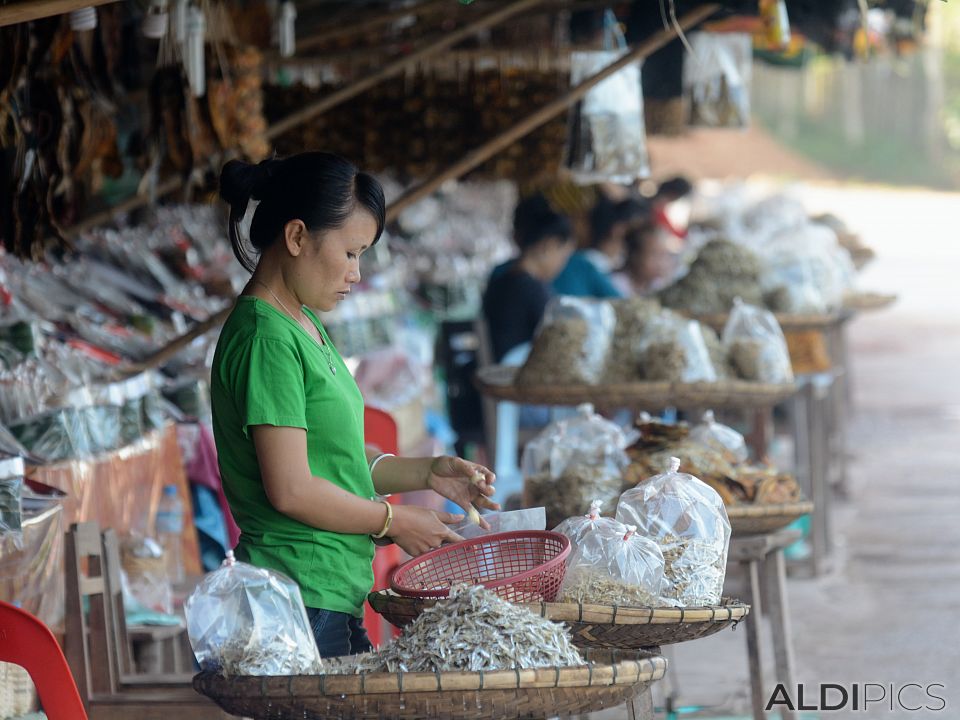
[{"x1": 305, "y1": 607, "x2": 372, "y2": 659}]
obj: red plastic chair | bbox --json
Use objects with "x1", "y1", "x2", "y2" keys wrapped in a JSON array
[
  {"x1": 0, "y1": 600, "x2": 88, "y2": 720},
  {"x1": 363, "y1": 406, "x2": 404, "y2": 646}
]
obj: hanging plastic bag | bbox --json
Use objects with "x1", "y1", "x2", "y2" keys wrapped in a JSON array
[
  {"x1": 185, "y1": 551, "x2": 322, "y2": 676},
  {"x1": 684, "y1": 32, "x2": 752, "y2": 129},
  {"x1": 516, "y1": 297, "x2": 616, "y2": 386},
  {"x1": 522, "y1": 404, "x2": 633, "y2": 529},
  {"x1": 637, "y1": 314, "x2": 717, "y2": 383},
  {"x1": 565, "y1": 45, "x2": 649, "y2": 184},
  {"x1": 722, "y1": 299, "x2": 794, "y2": 383},
  {"x1": 690, "y1": 410, "x2": 748, "y2": 464},
  {"x1": 558, "y1": 520, "x2": 665, "y2": 607},
  {"x1": 616, "y1": 457, "x2": 730, "y2": 607}
]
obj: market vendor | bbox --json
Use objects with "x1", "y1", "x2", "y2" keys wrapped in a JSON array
[
  {"x1": 212, "y1": 151, "x2": 498, "y2": 658},
  {"x1": 552, "y1": 196, "x2": 648, "y2": 299},
  {"x1": 611, "y1": 222, "x2": 675, "y2": 297}
]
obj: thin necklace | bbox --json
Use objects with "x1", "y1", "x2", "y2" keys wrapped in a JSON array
[{"x1": 254, "y1": 280, "x2": 337, "y2": 376}]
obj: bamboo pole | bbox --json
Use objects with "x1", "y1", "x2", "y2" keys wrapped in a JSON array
[
  {"x1": 0, "y1": 0, "x2": 121, "y2": 28},
  {"x1": 385, "y1": 3, "x2": 720, "y2": 222},
  {"x1": 295, "y1": 0, "x2": 451, "y2": 54},
  {"x1": 264, "y1": 0, "x2": 548, "y2": 141}
]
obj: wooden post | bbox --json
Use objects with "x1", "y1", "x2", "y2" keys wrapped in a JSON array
[
  {"x1": 265, "y1": 0, "x2": 549, "y2": 141},
  {"x1": 385, "y1": 3, "x2": 720, "y2": 222}
]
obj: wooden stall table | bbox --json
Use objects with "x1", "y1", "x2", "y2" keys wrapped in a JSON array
[{"x1": 728, "y1": 528, "x2": 802, "y2": 720}]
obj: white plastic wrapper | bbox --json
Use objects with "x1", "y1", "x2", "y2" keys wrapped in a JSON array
[
  {"x1": 523, "y1": 404, "x2": 634, "y2": 528},
  {"x1": 558, "y1": 520, "x2": 665, "y2": 607},
  {"x1": 516, "y1": 297, "x2": 616, "y2": 386},
  {"x1": 684, "y1": 32, "x2": 752, "y2": 129},
  {"x1": 565, "y1": 51, "x2": 649, "y2": 184},
  {"x1": 185, "y1": 551, "x2": 322, "y2": 676},
  {"x1": 722, "y1": 299, "x2": 794, "y2": 383},
  {"x1": 689, "y1": 411, "x2": 748, "y2": 464},
  {"x1": 637, "y1": 314, "x2": 718, "y2": 383},
  {"x1": 616, "y1": 458, "x2": 730, "y2": 607},
  {"x1": 450, "y1": 507, "x2": 546, "y2": 540}
]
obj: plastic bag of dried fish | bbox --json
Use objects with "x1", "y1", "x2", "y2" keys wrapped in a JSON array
[
  {"x1": 565, "y1": 50, "x2": 649, "y2": 185},
  {"x1": 616, "y1": 457, "x2": 730, "y2": 607},
  {"x1": 515, "y1": 296, "x2": 616, "y2": 386},
  {"x1": 637, "y1": 314, "x2": 718, "y2": 383},
  {"x1": 553, "y1": 499, "x2": 618, "y2": 548},
  {"x1": 689, "y1": 411, "x2": 748, "y2": 464},
  {"x1": 605, "y1": 297, "x2": 662, "y2": 383},
  {"x1": 722, "y1": 299, "x2": 794, "y2": 383},
  {"x1": 684, "y1": 32, "x2": 751, "y2": 129},
  {"x1": 523, "y1": 405, "x2": 633, "y2": 528},
  {"x1": 184, "y1": 551, "x2": 322, "y2": 676},
  {"x1": 558, "y1": 519, "x2": 664, "y2": 607},
  {"x1": 351, "y1": 585, "x2": 584, "y2": 673}
]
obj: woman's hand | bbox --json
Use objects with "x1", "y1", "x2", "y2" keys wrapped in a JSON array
[
  {"x1": 387, "y1": 505, "x2": 464, "y2": 557},
  {"x1": 425, "y1": 456, "x2": 499, "y2": 529}
]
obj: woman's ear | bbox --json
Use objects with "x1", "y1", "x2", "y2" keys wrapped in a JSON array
[{"x1": 283, "y1": 219, "x2": 308, "y2": 256}]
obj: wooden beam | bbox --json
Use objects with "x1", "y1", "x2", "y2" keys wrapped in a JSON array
[
  {"x1": 264, "y1": 0, "x2": 548, "y2": 141},
  {"x1": 0, "y1": 0, "x2": 122, "y2": 28},
  {"x1": 385, "y1": 3, "x2": 720, "y2": 222},
  {"x1": 295, "y1": 0, "x2": 451, "y2": 54}
]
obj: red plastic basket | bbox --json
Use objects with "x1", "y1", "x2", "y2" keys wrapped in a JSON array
[{"x1": 389, "y1": 531, "x2": 571, "y2": 603}]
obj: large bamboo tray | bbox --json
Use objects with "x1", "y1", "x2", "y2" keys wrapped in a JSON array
[
  {"x1": 841, "y1": 291, "x2": 897, "y2": 313},
  {"x1": 727, "y1": 501, "x2": 814, "y2": 536},
  {"x1": 690, "y1": 309, "x2": 854, "y2": 333},
  {"x1": 369, "y1": 591, "x2": 749, "y2": 650},
  {"x1": 193, "y1": 649, "x2": 667, "y2": 720},
  {"x1": 475, "y1": 365, "x2": 796, "y2": 409}
]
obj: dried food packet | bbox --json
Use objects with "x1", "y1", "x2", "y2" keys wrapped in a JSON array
[
  {"x1": 722, "y1": 298, "x2": 793, "y2": 383},
  {"x1": 689, "y1": 410, "x2": 748, "y2": 464}
]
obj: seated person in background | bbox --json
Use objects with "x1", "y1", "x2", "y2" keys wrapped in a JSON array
[
  {"x1": 651, "y1": 176, "x2": 694, "y2": 243},
  {"x1": 552, "y1": 195, "x2": 649, "y2": 298},
  {"x1": 483, "y1": 194, "x2": 575, "y2": 363},
  {"x1": 611, "y1": 223, "x2": 675, "y2": 297}
]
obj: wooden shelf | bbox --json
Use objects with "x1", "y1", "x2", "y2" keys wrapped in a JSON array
[{"x1": 0, "y1": 0, "x2": 124, "y2": 29}]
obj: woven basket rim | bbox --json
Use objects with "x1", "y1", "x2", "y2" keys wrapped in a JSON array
[
  {"x1": 368, "y1": 590, "x2": 749, "y2": 626},
  {"x1": 389, "y1": 530, "x2": 570, "y2": 599},
  {"x1": 193, "y1": 652, "x2": 668, "y2": 697},
  {"x1": 726, "y1": 501, "x2": 814, "y2": 519}
]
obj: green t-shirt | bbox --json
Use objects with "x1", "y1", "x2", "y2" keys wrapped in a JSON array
[{"x1": 210, "y1": 296, "x2": 374, "y2": 616}]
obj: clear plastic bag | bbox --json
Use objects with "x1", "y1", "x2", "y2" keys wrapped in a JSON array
[
  {"x1": 558, "y1": 520, "x2": 665, "y2": 607},
  {"x1": 8, "y1": 407, "x2": 92, "y2": 461},
  {"x1": 185, "y1": 551, "x2": 322, "y2": 676},
  {"x1": 722, "y1": 299, "x2": 794, "y2": 383},
  {"x1": 689, "y1": 411, "x2": 748, "y2": 464},
  {"x1": 450, "y1": 507, "x2": 546, "y2": 540},
  {"x1": 616, "y1": 457, "x2": 730, "y2": 607},
  {"x1": 516, "y1": 297, "x2": 616, "y2": 386},
  {"x1": 120, "y1": 534, "x2": 173, "y2": 614},
  {"x1": 523, "y1": 404, "x2": 633, "y2": 529},
  {"x1": 553, "y1": 499, "x2": 614, "y2": 548},
  {"x1": 0, "y1": 457, "x2": 24, "y2": 547},
  {"x1": 684, "y1": 32, "x2": 752, "y2": 129},
  {"x1": 637, "y1": 314, "x2": 718, "y2": 383},
  {"x1": 565, "y1": 50, "x2": 650, "y2": 184}
]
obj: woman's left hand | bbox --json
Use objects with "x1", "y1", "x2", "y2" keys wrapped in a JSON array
[{"x1": 425, "y1": 456, "x2": 499, "y2": 530}]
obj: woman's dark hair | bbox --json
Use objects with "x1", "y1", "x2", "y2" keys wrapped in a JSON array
[
  {"x1": 589, "y1": 195, "x2": 650, "y2": 248},
  {"x1": 512, "y1": 193, "x2": 573, "y2": 252},
  {"x1": 219, "y1": 151, "x2": 386, "y2": 273},
  {"x1": 655, "y1": 176, "x2": 693, "y2": 201}
]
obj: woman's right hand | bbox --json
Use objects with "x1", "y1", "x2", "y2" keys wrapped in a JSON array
[{"x1": 387, "y1": 504, "x2": 464, "y2": 557}]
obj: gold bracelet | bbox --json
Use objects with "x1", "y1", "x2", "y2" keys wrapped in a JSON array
[{"x1": 372, "y1": 499, "x2": 393, "y2": 539}]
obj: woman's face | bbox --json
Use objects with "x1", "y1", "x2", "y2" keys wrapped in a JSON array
[{"x1": 291, "y1": 208, "x2": 378, "y2": 312}]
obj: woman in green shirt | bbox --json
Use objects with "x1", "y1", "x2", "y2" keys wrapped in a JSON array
[{"x1": 212, "y1": 151, "x2": 498, "y2": 658}]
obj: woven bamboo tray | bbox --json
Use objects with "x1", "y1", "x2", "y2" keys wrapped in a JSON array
[
  {"x1": 475, "y1": 366, "x2": 796, "y2": 409},
  {"x1": 727, "y1": 501, "x2": 814, "y2": 535},
  {"x1": 690, "y1": 310, "x2": 853, "y2": 333},
  {"x1": 193, "y1": 649, "x2": 667, "y2": 720},
  {"x1": 841, "y1": 291, "x2": 898, "y2": 313},
  {"x1": 368, "y1": 591, "x2": 748, "y2": 650}
]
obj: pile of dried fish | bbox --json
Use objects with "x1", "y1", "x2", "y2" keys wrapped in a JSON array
[
  {"x1": 526, "y1": 466, "x2": 620, "y2": 531},
  {"x1": 658, "y1": 239, "x2": 764, "y2": 315},
  {"x1": 659, "y1": 534, "x2": 726, "y2": 607},
  {"x1": 642, "y1": 341, "x2": 687, "y2": 381},
  {"x1": 558, "y1": 571, "x2": 659, "y2": 608},
  {"x1": 606, "y1": 298, "x2": 662, "y2": 383},
  {"x1": 350, "y1": 586, "x2": 584, "y2": 673},
  {"x1": 729, "y1": 339, "x2": 791, "y2": 383},
  {"x1": 702, "y1": 325, "x2": 735, "y2": 380},
  {"x1": 516, "y1": 317, "x2": 593, "y2": 386}
]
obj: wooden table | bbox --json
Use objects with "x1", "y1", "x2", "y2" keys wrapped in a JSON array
[{"x1": 728, "y1": 529, "x2": 802, "y2": 720}]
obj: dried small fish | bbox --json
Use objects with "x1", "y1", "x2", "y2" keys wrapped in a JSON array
[
  {"x1": 559, "y1": 570, "x2": 659, "y2": 607},
  {"x1": 658, "y1": 533, "x2": 726, "y2": 607},
  {"x1": 526, "y1": 466, "x2": 620, "y2": 531},
  {"x1": 515, "y1": 317, "x2": 593, "y2": 386},
  {"x1": 350, "y1": 586, "x2": 583, "y2": 674}
]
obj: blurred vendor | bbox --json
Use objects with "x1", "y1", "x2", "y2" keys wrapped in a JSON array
[
  {"x1": 552, "y1": 196, "x2": 648, "y2": 298},
  {"x1": 483, "y1": 193, "x2": 575, "y2": 362},
  {"x1": 651, "y1": 176, "x2": 693, "y2": 243},
  {"x1": 611, "y1": 223, "x2": 675, "y2": 297}
]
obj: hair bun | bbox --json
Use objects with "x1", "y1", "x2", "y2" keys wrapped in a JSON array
[{"x1": 219, "y1": 157, "x2": 281, "y2": 214}]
